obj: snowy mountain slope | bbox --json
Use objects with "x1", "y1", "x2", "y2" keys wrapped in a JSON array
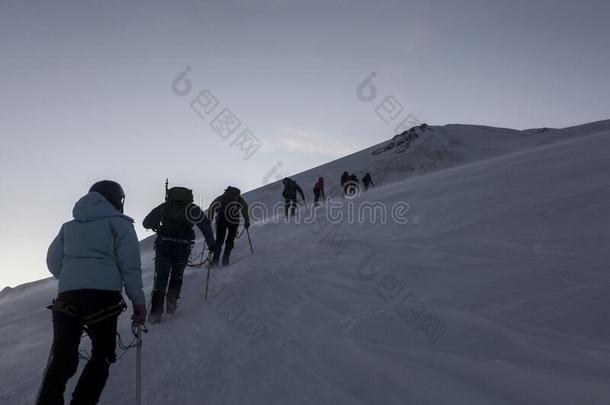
[
  {"x1": 244, "y1": 119, "x2": 610, "y2": 207},
  {"x1": 1, "y1": 121, "x2": 610, "y2": 404}
]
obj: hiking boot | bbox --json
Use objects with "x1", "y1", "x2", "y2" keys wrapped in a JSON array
[
  {"x1": 221, "y1": 255, "x2": 230, "y2": 266},
  {"x1": 166, "y1": 300, "x2": 177, "y2": 314},
  {"x1": 150, "y1": 290, "x2": 164, "y2": 315},
  {"x1": 148, "y1": 311, "x2": 162, "y2": 324}
]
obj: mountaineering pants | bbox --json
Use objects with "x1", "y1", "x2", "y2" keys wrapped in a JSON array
[
  {"x1": 341, "y1": 182, "x2": 348, "y2": 197},
  {"x1": 345, "y1": 182, "x2": 359, "y2": 197},
  {"x1": 313, "y1": 188, "x2": 322, "y2": 205},
  {"x1": 150, "y1": 241, "x2": 191, "y2": 315},
  {"x1": 285, "y1": 198, "x2": 297, "y2": 217},
  {"x1": 36, "y1": 289, "x2": 122, "y2": 405},
  {"x1": 213, "y1": 219, "x2": 239, "y2": 263}
]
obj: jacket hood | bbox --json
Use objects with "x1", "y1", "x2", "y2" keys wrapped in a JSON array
[{"x1": 73, "y1": 192, "x2": 134, "y2": 223}]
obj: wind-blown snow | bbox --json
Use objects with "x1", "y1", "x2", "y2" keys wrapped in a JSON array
[{"x1": 1, "y1": 121, "x2": 609, "y2": 404}]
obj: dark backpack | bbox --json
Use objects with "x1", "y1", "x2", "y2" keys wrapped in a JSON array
[
  {"x1": 217, "y1": 186, "x2": 241, "y2": 222},
  {"x1": 159, "y1": 187, "x2": 194, "y2": 239},
  {"x1": 282, "y1": 180, "x2": 297, "y2": 199}
]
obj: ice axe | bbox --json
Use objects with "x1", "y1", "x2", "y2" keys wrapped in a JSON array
[
  {"x1": 246, "y1": 228, "x2": 254, "y2": 255},
  {"x1": 204, "y1": 251, "x2": 213, "y2": 300},
  {"x1": 133, "y1": 322, "x2": 147, "y2": 405}
]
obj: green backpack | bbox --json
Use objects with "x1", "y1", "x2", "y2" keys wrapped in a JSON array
[{"x1": 159, "y1": 187, "x2": 194, "y2": 239}]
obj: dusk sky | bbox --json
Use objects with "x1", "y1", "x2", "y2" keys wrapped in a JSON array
[{"x1": 1, "y1": 0, "x2": 609, "y2": 288}]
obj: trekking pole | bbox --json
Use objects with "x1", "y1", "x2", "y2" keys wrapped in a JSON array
[
  {"x1": 204, "y1": 255, "x2": 212, "y2": 300},
  {"x1": 246, "y1": 228, "x2": 254, "y2": 255},
  {"x1": 34, "y1": 342, "x2": 54, "y2": 404},
  {"x1": 135, "y1": 324, "x2": 142, "y2": 405},
  {"x1": 35, "y1": 302, "x2": 57, "y2": 403}
]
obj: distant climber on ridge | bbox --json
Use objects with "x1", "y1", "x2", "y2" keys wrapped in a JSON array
[
  {"x1": 313, "y1": 177, "x2": 326, "y2": 206},
  {"x1": 362, "y1": 172, "x2": 374, "y2": 191},
  {"x1": 282, "y1": 177, "x2": 305, "y2": 217},
  {"x1": 346, "y1": 173, "x2": 360, "y2": 197},
  {"x1": 340, "y1": 171, "x2": 350, "y2": 196}
]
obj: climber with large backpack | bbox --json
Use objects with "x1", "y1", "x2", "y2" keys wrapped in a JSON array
[
  {"x1": 313, "y1": 177, "x2": 325, "y2": 206},
  {"x1": 143, "y1": 185, "x2": 215, "y2": 324},
  {"x1": 347, "y1": 173, "x2": 360, "y2": 197},
  {"x1": 282, "y1": 177, "x2": 305, "y2": 217},
  {"x1": 37, "y1": 180, "x2": 146, "y2": 405},
  {"x1": 340, "y1": 171, "x2": 350, "y2": 196},
  {"x1": 208, "y1": 186, "x2": 250, "y2": 266}
]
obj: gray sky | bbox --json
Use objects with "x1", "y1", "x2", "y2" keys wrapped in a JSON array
[{"x1": 1, "y1": 0, "x2": 609, "y2": 288}]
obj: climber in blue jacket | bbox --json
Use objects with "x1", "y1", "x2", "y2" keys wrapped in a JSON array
[{"x1": 37, "y1": 180, "x2": 146, "y2": 405}]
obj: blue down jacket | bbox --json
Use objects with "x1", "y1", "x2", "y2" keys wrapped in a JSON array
[{"x1": 46, "y1": 192, "x2": 145, "y2": 306}]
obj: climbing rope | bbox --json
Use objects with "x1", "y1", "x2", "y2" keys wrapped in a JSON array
[
  {"x1": 77, "y1": 303, "x2": 146, "y2": 362},
  {"x1": 187, "y1": 240, "x2": 210, "y2": 267},
  {"x1": 235, "y1": 227, "x2": 246, "y2": 239}
]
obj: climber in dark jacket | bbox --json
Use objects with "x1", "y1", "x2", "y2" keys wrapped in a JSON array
[
  {"x1": 282, "y1": 177, "x2": 305, "y2": 217},
  {"x1": 340, "y1": 171, "x2": 350, "y2": 196},
  {"x1": 143, "y1": 186, "x2": 215, "y2": 323},
  {"x1": 208, "y1": 186, "x2": 250, "y2": 266},
  {"x1": 362, "y1": 172, "x2": 374, "y2": 191},
  {"x1": 346, "y1": 174, "x2": 360, "y2": 197}
]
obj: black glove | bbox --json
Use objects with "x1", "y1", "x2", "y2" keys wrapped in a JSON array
[
  {"x1": 132, "y1": 304, "x2": 147, "y2": 326},
  {"x1": 244, "y1": 221, "x2": 251, "y2": 229}
]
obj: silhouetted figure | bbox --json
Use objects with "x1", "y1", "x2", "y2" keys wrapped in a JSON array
[
  {"x1": 143, "y1": 186, "x2": 215, "y2": 323},
  {"x1": 346, "y1": 174, "x2": 360, "y2": 197},
  {"x1": 313, "y1": 177, "x2": 326, "y2": 206},
  {"x1": 362, "y1": 172, "x2": 374, "y2": 191},
  {"x1": 282, "y1": 177, "x2": 305, "y2": 217},
  {"x1": 208, "y1": 186, "x2": 250, "y2": 266},
  {"x1": 340, "y1": 171, "x2": 350, "y2": 196}
]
